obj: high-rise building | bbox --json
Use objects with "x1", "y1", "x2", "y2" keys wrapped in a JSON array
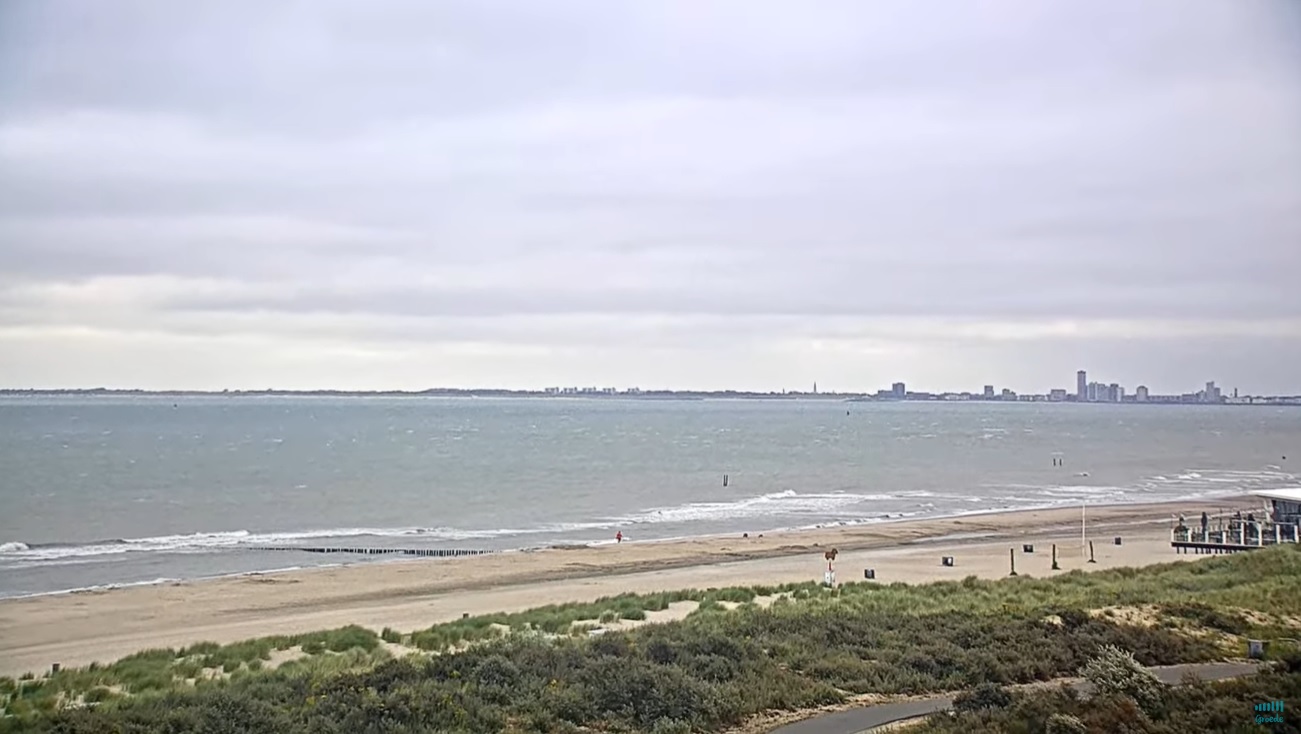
[
  {"x1": 1109, "y1": 383, "x2": 1121, "y2": 403},
  {"x1": 1076, "y1": 371, "x2": 1087, "y2": 401},
  {"x1": 983, "y1": 385, "x2": 995, "y2": 399},
  {"x1": 1135, "y1": 385, "x2": 1149, "y2": 402},
  {"x1": 891, "y1": 382, "x2": 906, "y2": 399}
]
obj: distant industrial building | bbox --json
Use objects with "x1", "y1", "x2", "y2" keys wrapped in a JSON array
[
  {"x1": 892, "y1": 382, "x2": 906, "y2": 399},
  {"x1": 983, "y1": 385, "x2": 995, "y2": 399}
]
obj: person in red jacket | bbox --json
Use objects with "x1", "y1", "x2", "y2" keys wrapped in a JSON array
[{"x1": 615, "y1": 531, "x2": 623, "y2": 543}]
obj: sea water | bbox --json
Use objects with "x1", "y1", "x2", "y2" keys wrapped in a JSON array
[{"x1": 1, "y1": 395, "x2": 1297, "y2": 597}]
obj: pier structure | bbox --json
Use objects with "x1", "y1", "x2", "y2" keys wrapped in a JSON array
[{"x1": 1170, "y1": 489, "x2": 1301, "y2": 554}]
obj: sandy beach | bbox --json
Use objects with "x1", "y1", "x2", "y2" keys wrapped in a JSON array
[{"x1": 0, "y1": 497, "x2": 1257, "y2": 678}]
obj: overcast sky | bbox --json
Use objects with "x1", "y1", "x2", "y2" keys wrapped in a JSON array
[{"x1": 1, "y1": 1, "x2": 1299, "y2": 394}]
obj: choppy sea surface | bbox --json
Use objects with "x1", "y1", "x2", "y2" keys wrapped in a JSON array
[{"x1": 1, "y1": 396, "x2": 1297, "y2": 597}]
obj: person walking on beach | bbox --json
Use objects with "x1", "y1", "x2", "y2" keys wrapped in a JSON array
[
  {"x1": 615, "y1": 531, "x2": 623, "y2": 544},
  {"x1": 1200, "y1": 511, "x2": 1209, "y2": 532}
]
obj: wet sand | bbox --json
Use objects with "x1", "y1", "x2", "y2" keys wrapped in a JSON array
[{"x1": 0, "y1": 497, "x2": 1256, "y2": 677}]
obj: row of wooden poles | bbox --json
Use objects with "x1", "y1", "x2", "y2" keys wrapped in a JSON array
[
  {"x1": 859, "y1": 539, "x2": 1119, "y2": 580},
  {"x1": 249, "y1": 546, "x2": 493, "y2": 557}
]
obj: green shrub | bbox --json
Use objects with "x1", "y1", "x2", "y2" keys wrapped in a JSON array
[
  {"x1": 1079, "y1": 644, "x2": 1165, "y2": 715},
  {"x1": 1045, "y1": 713, "x2": 1088, "y2": 734},
  {"x1": 380, "y1": 627, "x2": 403, "y2": 644},
  {"x1": 953, "y1": 682, "x2": 1012, "y2": 712}
]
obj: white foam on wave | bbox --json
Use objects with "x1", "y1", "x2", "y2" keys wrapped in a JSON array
[
  {"x1": 6, "y1": 577, "x2": 180, "y2": 600},
  {"x1": 0, "y1": 490, "x2": 912, "y2": 564},
  {"x1": 615, "y1": 489, "x2": 893, "y2": 526}
]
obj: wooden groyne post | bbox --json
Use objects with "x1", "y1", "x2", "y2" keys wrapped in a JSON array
[{"x1": 248, "y1": 547, "x2": 494, "y2": 558}]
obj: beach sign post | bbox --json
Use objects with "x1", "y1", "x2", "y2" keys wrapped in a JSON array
[
  {"x1": 1051, "y1": 543, "x2": 1060, "y2": 570},
  {"x1": 1081, "y1": 502, "x2": 1087, "y2": 559},
  {"x1": 1009, "y1": 548, "x2": 1017, "y2": 576},
  {"x1": 822, "y1": 548, "x2": 838, "y2": 587}
]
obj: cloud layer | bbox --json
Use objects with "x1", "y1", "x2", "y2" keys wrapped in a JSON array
[{"x1": 2, "y1": 1, "x2": 1300, "y2": 392}]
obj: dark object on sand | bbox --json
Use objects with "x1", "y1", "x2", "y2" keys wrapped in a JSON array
[
  {"x1": 941, "y1": 556, "x2": 955, "y2": 567},
  {"x1": 1023, "y1": 544, "x2": 1034, "y2": 553},
  {"x1": 863, "y1": 568, "x2": 875, "y2": 579}
]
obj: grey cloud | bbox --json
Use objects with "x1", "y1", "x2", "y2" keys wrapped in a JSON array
[{"x1": 1, "y1": 1, "x2": 1300, "y2": 389}]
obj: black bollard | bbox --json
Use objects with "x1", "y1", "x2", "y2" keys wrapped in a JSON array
[
  {"x1": 1088, "y1": 541, "x2": 1097, "y2": 564},
  {"x1": 1009, "y1": 548, "x2": 1017, "y2": 576},
  {"x1": 1051, "y1": 543, "x2": 1060, "y2": 571}
]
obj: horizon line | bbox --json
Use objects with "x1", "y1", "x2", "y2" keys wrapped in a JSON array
[{"x1": 3, "y1": 386, "x2": 1301, "y2": 400}]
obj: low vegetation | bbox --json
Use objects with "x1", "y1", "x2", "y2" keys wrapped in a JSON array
[
  {"x1": 918, "y1": 651, "x2": 1301, "y2": 734},
  {"x1": 1, "y1": 545, "x2": 1297, "y2": 733}
]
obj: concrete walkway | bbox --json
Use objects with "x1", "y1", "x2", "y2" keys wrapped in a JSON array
[{"x1": 770, "y1": 662, "x2": 1260, "y2": 734}]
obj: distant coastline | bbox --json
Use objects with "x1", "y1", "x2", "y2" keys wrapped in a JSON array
[{"x1": 2, "y1": 387, "x2": 1299, "y2": 405}]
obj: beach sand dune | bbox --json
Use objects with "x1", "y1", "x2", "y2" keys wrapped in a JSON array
[{"x1": 0, "y1": 498, "x2": 1254, "y2": 678}]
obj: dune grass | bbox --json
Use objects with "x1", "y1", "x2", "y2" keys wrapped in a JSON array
[{"x1": 1, "y1": 545, "x2": 1298, "y2": 733}]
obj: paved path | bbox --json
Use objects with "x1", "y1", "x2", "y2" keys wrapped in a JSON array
[{"x1": 770, "y1": 662, "x2": 1260, "y2": 734}]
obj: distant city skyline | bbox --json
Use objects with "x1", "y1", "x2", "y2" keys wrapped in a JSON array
[{"x1": 6, "y1": 368, "x2": 1299, "y2": 406}]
